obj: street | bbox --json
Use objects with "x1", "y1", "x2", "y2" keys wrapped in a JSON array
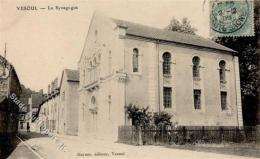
[
  {"x1": 7, "y1": 131, "x2": 260, "y2": 159},
  {"x1": 8, "y1": 136, "x2": 42, "y2": 159}
]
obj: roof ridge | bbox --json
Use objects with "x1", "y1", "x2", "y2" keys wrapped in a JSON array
[{"x1": 111, "y1": 18, "x2": 236, "y2": 53}]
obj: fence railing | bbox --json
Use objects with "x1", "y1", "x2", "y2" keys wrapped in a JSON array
[{"x1": 118, "y1": 125, "x2": 257, "y2": 145}]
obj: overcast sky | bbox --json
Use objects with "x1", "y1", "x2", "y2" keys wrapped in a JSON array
[{"x1": 0, "y1": 0, "x2": 210, "y2": 92}]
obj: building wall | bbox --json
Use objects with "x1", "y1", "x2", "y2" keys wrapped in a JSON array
[
  {"x1": 59, "y1": 78, "x2": 67, "y2": 135},
  {"x1": 123, "y1": 37, "x2": 242, "y2": 126},
  {"x1": 78, "y1": 13, "x2": 126, "y2": 141},
  {"x1": 59, "y1": 72, "x2": 79, "y2": 136},
  {"x1": 65, "y1": 81, "x2": 79, "y2": 135},
  {"x1": 6, "y1": 67, "x2": 21, "y2": 134},
  {"x1": 41, "y1": 94, "x2": 59, "y2": 133},
  {"x1": 58, "y1": 89, "x2": 65, "y2": 134},
  {"x1": 78, "y1": 14, "x2": 243, "y2": 142}
]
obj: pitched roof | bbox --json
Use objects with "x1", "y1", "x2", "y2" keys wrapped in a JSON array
[
  {"x1": 64, "y1": 69, "x2": 79, "y2": 82},
  {"x1": 111, "y1": 19, "x2": 236, "y2": 53}
]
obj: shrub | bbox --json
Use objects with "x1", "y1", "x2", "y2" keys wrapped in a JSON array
[
  {"x1": 125, "y1": 104, "x2": 152, "y2": 128},
  {"x1": 153, "y1": 111, "x2": 172, "y2": 129}
]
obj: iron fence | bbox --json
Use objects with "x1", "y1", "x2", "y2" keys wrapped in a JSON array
[{"x1": 118, "y1": 125, "x2": 257, "y2": 145}]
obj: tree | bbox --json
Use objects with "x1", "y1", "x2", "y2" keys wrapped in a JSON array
[
  {"x1": 255, "y1": 0, "x2": 260, "y2": 126},
  {"x1": 19, "y1": 84, "x2": 38, "y2": 108},
  {"x1": 166, "y1": 17, "x2": 197, "y2": 35},
  {"x1": 153, "y1": 111, "x2": 172, "y2": 129},
  {"x1": 125, "y1": 104, "x2": 152, "y2": 128},
  {"x1": 214, "y1": 1, "x2": 260, "y2": 126}
]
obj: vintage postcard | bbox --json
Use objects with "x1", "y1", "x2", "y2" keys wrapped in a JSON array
[{"x1": 0, "y1": 0, "x2": 259, "y2": 158}]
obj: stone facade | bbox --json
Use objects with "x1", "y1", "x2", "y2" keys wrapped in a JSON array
[
  {"x1": 78, "y1": 13, "x2": 243, "y2": 141},
  {"x1": 41, "y1": 91, "x2": 60, "y2": 133},
  {"x1": 39, "y1": 69, "x2": 79, "y2": 135},
  {"x1": 58, "y1": 69, "x2": 79, "y2": 135}
]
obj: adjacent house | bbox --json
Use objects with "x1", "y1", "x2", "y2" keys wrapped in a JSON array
[
  {"x1": 27, "y1": 91, "x2": 45, "y2": 132},
  {"x1": 78, "y1": 13, "x2": 243, "y2": 141},
  {"x1": 39, "y1": 69, "x2": 79, "y2": 136},
  {"x1": 40, "y1": 78, "x2": 60, "y2": 133},
  {"x1": 58, "y1": 69, "x2": 79, "y2": 135},
  {"x1": 0, "y1": 55, "x2": 22, "y2": 157}
]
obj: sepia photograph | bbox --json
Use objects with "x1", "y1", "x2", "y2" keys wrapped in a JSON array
[{"x1": 0, "y1": 0, "x2": 259, "y2": 158}]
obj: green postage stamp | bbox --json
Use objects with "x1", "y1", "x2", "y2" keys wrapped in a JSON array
[{"x1": 210, "y1": 0, "x2": 254, "y2": 37}]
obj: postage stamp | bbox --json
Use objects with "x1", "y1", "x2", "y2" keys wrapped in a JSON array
[{"x1": 210, "y1": 0, "x2": 254, "y2": 37}]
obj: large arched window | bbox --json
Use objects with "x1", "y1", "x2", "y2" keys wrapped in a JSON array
[
  {"x1": 192, "y1": 56, "x2": 200, "y2": 79},
  {"x1": 219, "y1": 60, "x2": 226, "y2": 82},
  {"x1": 133, "y1": 48, "x2": 139, "y2": 72},
  {"x1": 162, "y1": 52, "x2": 171, "y2": 75}
]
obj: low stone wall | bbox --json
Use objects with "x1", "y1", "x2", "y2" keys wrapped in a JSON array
[{"x1": 118, "y1": 125, "x2": 256, "y2": 145}]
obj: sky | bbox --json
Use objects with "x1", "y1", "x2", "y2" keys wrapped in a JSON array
[{"x1": 0, "y1": 0, "x2": 210, "y2": 92}]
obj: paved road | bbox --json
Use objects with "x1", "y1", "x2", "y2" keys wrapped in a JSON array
[
  {"x1": 8, "y1": 137, "x2": 42, "y2": 159},
  {"x1": 15, "y1": 132, "x2": 260, "y2": 159}
]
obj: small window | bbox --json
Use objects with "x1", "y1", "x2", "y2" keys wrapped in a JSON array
[
  {"x1": 219, "y1": 60, "x2": 226, "y2": 82},
  {"x1": 82, "y1": 104, "x2": 85, "y2": 120},
  {"x1": 83, "y1": 69, "x2": 85, "y2": 84},
  {"x1": 91, "y1": 96, "x2": 96, "y2": 104},
  {"x1": 62, "y1": 92, "x2": 65, "y2": 101},
  {"x1": 162, "y1": 52, "x2": 171, "y2": 75},
  {"x1": 163, "y1": 87, "x2": 172, "y2": 108},
  {"x1": 221, "y1": 91, "x2": 227, "y2": 110},
  {"x1": 93, "y1": 58, "x2": 96, "y2": 64},
  {"x1": 133, "y1": 48, "x2": 139, "y2": 72},
  {"x1": 192, "y1": 56, "x2": 200, "y2": 78},
  {"x1": 98, "y1": 54, "x2": 101, "y2": 62},
  {"x1": 108, "y1": 50, "x2": 112, "y2": 74},
  {"x1": 194, "y1": 89, "x2": 201, "y2": 109},
  {"x1": 94, "y1": 30, "x2": 98, "y2": 42}
]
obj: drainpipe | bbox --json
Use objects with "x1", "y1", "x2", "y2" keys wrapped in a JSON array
[
  {"x1": 124, "y1": 47, "x2": 127, "y2": 125},
  {"x1": 232, "y1": 55, "x2": 240, "y2": 128},
  {"x1": 156, "y1": 40, "x2": 161, "y2": 114}
]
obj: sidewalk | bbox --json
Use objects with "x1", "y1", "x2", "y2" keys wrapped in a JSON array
[
  {"x1": 8, "y1": 136, "x2": 42, "y2": 159},
  {"x1": 18, "y1": 131, "x2": 260, "y2": 159}
]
